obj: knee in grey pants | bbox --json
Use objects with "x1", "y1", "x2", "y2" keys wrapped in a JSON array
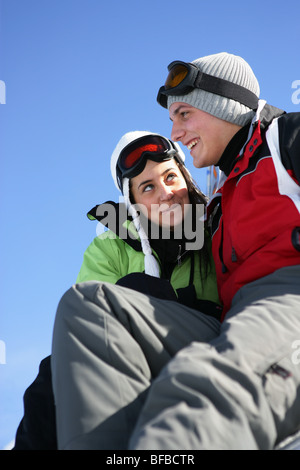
[
  {"x1": 51, "y1": 281, "x2": 220, "y2": 449},
  {"x1": 130, "y1": 266, "x2": 300, "y2": 450}
]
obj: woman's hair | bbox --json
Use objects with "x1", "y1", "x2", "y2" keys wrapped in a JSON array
[
  {"x1": 175, "y1": 160, "x2": 211, "y2": 277},
  {"x1": 175, "y1": 160, "x2": 208, "y2": 207}
]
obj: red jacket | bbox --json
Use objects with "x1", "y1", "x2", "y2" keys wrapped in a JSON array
[{"x1": 208, "y1": 101, "x2": 300, "y2": 320}]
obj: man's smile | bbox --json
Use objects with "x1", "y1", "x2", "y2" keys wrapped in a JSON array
[{"x1": 186, "y1": 139, "x2": 200, "y2": 150}]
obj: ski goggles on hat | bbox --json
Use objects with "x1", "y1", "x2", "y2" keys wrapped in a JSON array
[
  {"x1": 116, "y1": 135, "x2": 179, "y2": 189},
  {"x1": 157, "y1": 60, "x2": 259, "y2": 110}
]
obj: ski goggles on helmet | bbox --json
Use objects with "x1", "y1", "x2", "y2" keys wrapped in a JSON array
[
  {"x1": 116, "y1": 135, "x2": 180, "y2": 190},
  {"x1": 157, "y1": 60, "x2": 259, "y2": 110}
]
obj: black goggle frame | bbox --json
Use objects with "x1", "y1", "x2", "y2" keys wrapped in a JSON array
[
  {"x1": 116, "y1": 135, "x2": 180, "y2": 191},
  {"x1": 157, "y1": 60, "x2": 259, "y2": 110}
]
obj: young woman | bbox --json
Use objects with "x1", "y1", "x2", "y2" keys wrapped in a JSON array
[
  {"x1": 14, "y1": 131, "x2": 221, "y2": 450},
  {"x1": 76, "y1": 130, "x2": 220, "y2": 314}
]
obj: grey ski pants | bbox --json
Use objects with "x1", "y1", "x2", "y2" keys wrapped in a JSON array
[
  {"x1": 51, "y1": 280, "x2": 220, "y2": 449},
  {"x1": 51, "y1": 265, "x2": 300, "y2": 450}
]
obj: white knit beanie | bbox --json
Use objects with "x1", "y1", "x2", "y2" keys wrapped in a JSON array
[
  {"x1": 167, "y1": 52, "x2": 260, "y2": 127},
  {"x1": 110, "y1": 131, "x2": 186, "y2": 278}
]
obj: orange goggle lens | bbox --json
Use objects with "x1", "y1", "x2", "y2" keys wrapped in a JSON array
[{"x1": 165, "y1": 64, "x2": 188, "y2": 90}]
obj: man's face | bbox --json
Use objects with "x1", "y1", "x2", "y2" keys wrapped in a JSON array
[{"x1": 169, "y1": 102, "x2": 242, "y2": 168}]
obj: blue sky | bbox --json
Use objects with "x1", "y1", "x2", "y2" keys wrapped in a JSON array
[{"x1": 1, "y1": 0, "x2": 299, "y2": 449}]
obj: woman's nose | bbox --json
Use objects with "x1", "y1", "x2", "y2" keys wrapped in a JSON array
[{"x1": 159, "y1": 184, "x2": 174, "y2": 201}]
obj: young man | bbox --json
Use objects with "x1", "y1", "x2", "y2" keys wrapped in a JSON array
[
  {"x1": 128, "y1": 52, "x2": 300, "y2": 449},
  {"x1": 156, "y1": 52, "x2": 300, "y2": 317}
]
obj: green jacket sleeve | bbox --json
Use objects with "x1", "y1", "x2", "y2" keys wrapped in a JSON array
[{"x1": 76, "y1": 232, "x2": 125, "y2": 284}]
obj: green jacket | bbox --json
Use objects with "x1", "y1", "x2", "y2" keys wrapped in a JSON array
[{"x1": 76, "y1": 202, "x2": 221, "y2": 316}]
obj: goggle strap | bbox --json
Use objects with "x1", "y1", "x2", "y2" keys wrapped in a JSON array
[
  {"x1": 194, "y1": 71, "x2": 258, "y2": 109},
  {"x1": 157, "y1": 63, "x2": 259, "y2": 110}
]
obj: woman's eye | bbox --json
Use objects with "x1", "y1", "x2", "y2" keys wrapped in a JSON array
[
  {"x1": 143, "y1": 184, "x2": 154, "y2": 192},
  {"x1": 166, "y1": 173, "x2": 176, "y2": 181}
]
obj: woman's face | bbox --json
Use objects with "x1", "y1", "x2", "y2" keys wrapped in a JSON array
[{"x1": 130, "y1": 159, "x2": 190, "y2": 229}]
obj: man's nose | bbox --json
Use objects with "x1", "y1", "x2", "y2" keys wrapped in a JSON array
[{"x1": 171, "y1": 121, "x2": 184, "y2": 142}]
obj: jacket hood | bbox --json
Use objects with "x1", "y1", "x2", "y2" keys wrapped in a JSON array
[{"x1": 258, "y1": 102, "x2": 285, "y2": 130}]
